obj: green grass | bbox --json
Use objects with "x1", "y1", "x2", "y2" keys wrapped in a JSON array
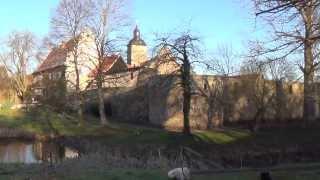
[
  {"x1": 194, "y1": 129, "x2": 250, "y2": 144},
  {"x1": 1, "y1": 106, "x2": 320, "y2": 156},
  {"x1": 0, "y1": 107, "x2": 130, "y2": 138},
  {"x1": 0, "y1": 107, "x2": 253, "y2": 146},
  {"x1": 0, "y1": 164, "x2": 319, "y2": 180},
  {"x1": 0, "y1": 107, "x2": 320, "y2": 148},
  {"x1": 0, "y1": 107, "x2": 320, "y2": 179}
]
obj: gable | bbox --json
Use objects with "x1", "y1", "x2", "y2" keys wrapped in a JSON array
[
  {"x1": 35, "y1": 47, "x2": 67, "y2": 73},
  {"x1": 106, "y1": 56, "x2": 128, "y2": 74}
]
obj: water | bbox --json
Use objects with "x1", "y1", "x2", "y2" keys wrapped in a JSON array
[{"x1": 0, "y1": 140, "x2": 79, "y2": 164}]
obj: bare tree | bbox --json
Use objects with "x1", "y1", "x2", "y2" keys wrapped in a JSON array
[
  {"x1": 155, "y1": 32, "x2": 202, "y2": 135},
  {"x1": 51, "y1": 0, "x2": 94, "y2": 125},
  {"x1": 252, "y1": 0, "x2": 320, "y2": 122},
  {"x1": 266, "y1": 58, "x2": 297, "y2": 121},
  {"x1": 266, "y1": 58, "x2": 296, "y2": 82},
  {"x1": 194, "y1": 76, "x2": 225, "y2": 129},
  {"x1": 0, "y1": 66, "x2": 14, "y2": 102},
  {"x1": 88, "y1": 0, "x2": 129, "y2": 126},
  {"x1": 197, "y1": 44, "x2": 240, "y2": 129},
  {"x1": 211, "y1": 44, "x2": 239, "y2": 76},
  {"x1": 36, "y1": 36, "x2": 55, "y2": 64},
  {"x1": 241, "y1": 58, "x2": 274, "y2": 131},
  {"x1": 0, "y1": 31, "x2": 36, "y2": 102}
]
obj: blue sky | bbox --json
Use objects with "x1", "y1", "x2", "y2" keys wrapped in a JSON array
[
  {"x1": 0, "y1": 0, "x2": 264, "y2": 52},
  {"x1": 133, "y1": 0, "x2": 262, "y2": 51},
  {"x1": 0, "y1": 1, "x2": 58, "y2": 38}
]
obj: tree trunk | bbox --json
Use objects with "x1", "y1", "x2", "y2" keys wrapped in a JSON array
[
  {"x1": 206, "y1": 100, "x2": 214, "y2": 130},
  {"x1": 74, "y1": 48, "x2": 84, "y2": 126},
  {"x1": 183, "y1": 87, "x2": 191, "y2": 135},
  {"x1": 303, "y1": 41, "x2": 316, "y2": 122},
  {"x1": 77, "y1": 93, "x2": 84, "y2": 126},
  {"x1": 182, "y1": 59, "x2": 191, "y2": 135},
  {"x1": 251, "y1": 108, "x2": 262, "y2": 132},
  {"x1": 98, "y1": 80, "x2": 108, "y2": 126},
  {"x1": 303, "y1": 9, "x2": 316, "y2": 122},
  {"x1": 275, "y1": 80, "x2": 284, "y2": 121},
  {"x1": 17, "y1": 93, "x2": 24, "y2": 104}
]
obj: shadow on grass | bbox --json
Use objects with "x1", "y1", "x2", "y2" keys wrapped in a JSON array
[{"x1": 1, "y1": 106, "x2": 320, "y2": 149}]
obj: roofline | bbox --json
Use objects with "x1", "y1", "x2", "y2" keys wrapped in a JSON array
[
  {"x1": 104, "y1": 55, "x2": 121, "y2": 72},
  {"x1": 32, "y1": 65, "x2": 65, "y2": 75}
]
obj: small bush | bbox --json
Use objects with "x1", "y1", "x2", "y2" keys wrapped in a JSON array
[{"x1": 0, "y1": 100, "x2": 14, "y2": 111}]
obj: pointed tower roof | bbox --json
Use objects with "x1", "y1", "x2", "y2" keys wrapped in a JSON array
[{"x1": 128, "y1": 25, "x2": 146, "y2": 46}]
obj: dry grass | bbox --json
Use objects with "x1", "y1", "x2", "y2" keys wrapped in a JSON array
[{"x1": 0, "y1": 161, "x2": 319, "y2": 180}]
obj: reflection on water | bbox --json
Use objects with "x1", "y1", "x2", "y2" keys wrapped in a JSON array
[{"x1": 0, "y1": 141, "x2": 79, "y2": 164}]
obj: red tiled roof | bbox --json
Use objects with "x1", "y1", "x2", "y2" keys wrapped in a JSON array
[
  {"x1": 35, "y1": 47, "x2": 67, "y2": 73},
  {"x1": 89, "y1": 55, "x2": 122, "y2": 77},
  {"x1": 102, "y1": 55, "x2": 120, "y2": 72},
  {"x1": 34, "y1": 38, "x2": 78, "y2": 73}
]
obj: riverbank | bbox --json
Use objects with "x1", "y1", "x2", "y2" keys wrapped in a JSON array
[
  {"x1": 1, "y1": 107, "x2": 320, "y2": 179},
  {"x1": 0, "y1": 106, "x2": 253, "y2": 148},
  {"x1": 0, "y1": 107, "x2": 132, "y2": 140}
]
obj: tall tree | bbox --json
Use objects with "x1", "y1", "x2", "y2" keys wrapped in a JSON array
[
  {"x1": 241, "y1": 58, "x2": 274, "y2": 131},
  {"x1": 267, "y1": 58, "x2": 297, "y2": 121},
  {"x1": 36, "y1": 36, "x2": 55, "y2": 64},
  {"x1": 156, "y1": 32, "x2": 202, "y2": 135},
  {"x1": 51, "y1": 0, "x2": 94, "y2": 125},
  {"x1": 205, "y1": 44, "x2": 240, "y2": 128},
  {"x1": 88, "y1": 0, "x2": 129, "y2": 126},
  {"x1": 211, "y1": 44, "x2": 239, "y2": 76},
  {"x1": 252, "y1": 0, "x2": 320, "y2": 122},
  {"x1": 0, "y1": 31, "x2": 36, "y2": 102}
]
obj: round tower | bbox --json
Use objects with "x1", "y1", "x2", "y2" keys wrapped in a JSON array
[{"x1": 127, "y1": 26, "x2": 148, "y2": 66}]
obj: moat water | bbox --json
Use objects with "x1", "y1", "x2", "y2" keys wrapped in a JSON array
[{"x1": 0, "y1": 140, "x2": 79, "y2": 164}]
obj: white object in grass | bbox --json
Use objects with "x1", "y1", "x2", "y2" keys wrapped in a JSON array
[{"x1": 168, "y1": 167, "x2": 190, "y2": 180}]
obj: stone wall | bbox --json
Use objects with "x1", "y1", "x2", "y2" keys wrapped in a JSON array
[
  {"x1": 109, "y1": 86, "x2": 149, "y2": 123},
  {"x1": 85, "y1": 73, "x2": 306, "y2": 130},
  {"x1": 84, "y1": 68, "x2": 155, "y2": 124}
]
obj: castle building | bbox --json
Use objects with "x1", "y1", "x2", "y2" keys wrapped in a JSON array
[
  {"x1": 127, "y1": 26, "x2": 148, "y2": 67},
  {"x1": 31, "y1": 30, "x2": 98, "y2": 99},
  {"x1": 31, "y1": 26, "x2": 150, "y2": 99},
  {"x1": 31, "y1": 26, "x2": 309, "y2": 130}
]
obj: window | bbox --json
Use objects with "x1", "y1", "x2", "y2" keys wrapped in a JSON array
[
  {"x1": 131, "y1": 72, "x2": 134, "y2": 80},
  {"x1": 203, "y1": 83, "x2": 208, "y2": 90},
  {"x1": 53, "y1": 71, "x2": 61, "y2": 80},
  {"x1": 34, "y1": 75, "x2": 42, "y2": 83},
  {"x1": 58, "y1": 72, "x2": 62, "y2": 79},
  {"x1": 34, "y1": 88, "x2": 43, "y2": 95},
  {"x1": 289, "y1": 85, "x2": 293, "y2": 94}
]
